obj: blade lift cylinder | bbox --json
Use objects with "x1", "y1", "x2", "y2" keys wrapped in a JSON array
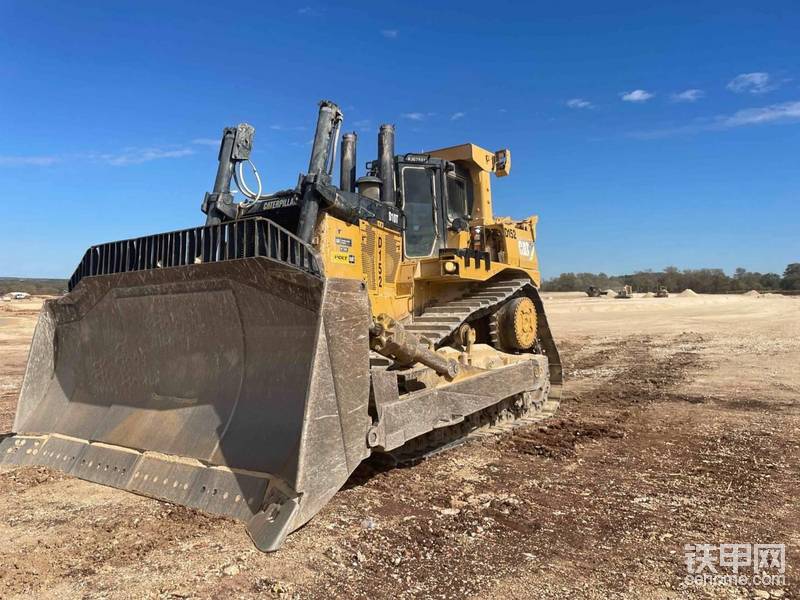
[{"x1": 297, "y1": 100, "x2": 343, "y2": 242}]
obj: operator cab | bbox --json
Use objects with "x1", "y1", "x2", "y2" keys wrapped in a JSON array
[{"x1": 396, "y1": 153, "x2": 474, "y2": 259}]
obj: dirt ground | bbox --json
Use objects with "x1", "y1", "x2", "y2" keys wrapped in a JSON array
[{"x1": 0, "y1": 292, "x2": 798, "y2": 599}]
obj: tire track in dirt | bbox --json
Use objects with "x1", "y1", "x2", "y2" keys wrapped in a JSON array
[
  {"x1": 0, "y1": 324, "x2": 797, "y2": 599},
  {"x1": 0, "y1": 335, "x2": 710, "y2": 599},
  {"x1": 292, "y1": 336, "x2": 712, "y2": 600}
]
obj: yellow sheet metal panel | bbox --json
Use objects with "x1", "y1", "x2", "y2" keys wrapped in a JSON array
[
  {"x1": 319, "y1": 216, "x2": 362, "y2": 279},
  {"x1": 395, "y1": 262, "x2": 415, "y2": 298},
  {"x1": 427, "y1": 143, "x2": 495, "y2": 171},
  {"x1": 483, "y1": 220, "x2": 540, "y2": 286},
  {"x1": 445, "y1": 229, "x2": 471, "y2": 253},
  {"x1": 358, "y1": 220, "x2": 410, "y2": 321}
]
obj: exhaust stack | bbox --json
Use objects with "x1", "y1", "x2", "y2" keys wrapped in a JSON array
[
  {"x1": 340, "y1": 132, "x2": 357, "y2": 193},
  {"x1": 378, "y1": 124, "x2": 395, "y2": 205}
]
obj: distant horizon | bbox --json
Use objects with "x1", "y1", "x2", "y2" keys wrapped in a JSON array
[{"x1": 2, "y1": 263, "x2": 794, "y2": 282}]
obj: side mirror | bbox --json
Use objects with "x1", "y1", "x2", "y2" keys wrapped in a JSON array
[{"x1": 493, "y1": 149, "x2": 511, "y2": 177}]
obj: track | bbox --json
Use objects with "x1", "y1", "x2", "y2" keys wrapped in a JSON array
[
  {"x1": 386, "y1": 385, "x2": 560, "y2": 465},
  {"x1": 405, "y1": 277, "x2": 534, "y2": 345},
  {"x1": 388, "y1": 276, "x2": 563, "y2": 463}
]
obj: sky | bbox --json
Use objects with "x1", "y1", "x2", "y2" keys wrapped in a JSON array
[{"x1": 0, "y1": 1, "x2": 798, "y2": 279}]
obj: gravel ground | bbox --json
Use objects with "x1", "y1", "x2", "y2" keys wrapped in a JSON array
[{"x1": 0, "y1": 293, "x2": 798, "y2": 599}]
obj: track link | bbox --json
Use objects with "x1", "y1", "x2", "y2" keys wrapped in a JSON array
[{"x1": 387, "y1": 386, "x2": 560, "y2": 465}]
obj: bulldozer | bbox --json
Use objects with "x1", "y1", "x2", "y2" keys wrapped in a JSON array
[
  {"x1": 655, "y1": 286, "x2": 669, "y2": 298},
  {"x1": 586, "y1": 286, "x2": 607, "y2": 297},
  {"x1": 0, "y1": 101, "x2": 561, "y2": 552},
  {"x1": 616, "y1": 285, "x2": 634, "y2": 299}
]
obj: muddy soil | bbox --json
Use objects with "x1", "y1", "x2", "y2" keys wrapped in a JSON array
[{"x1": 0, "y1": 294, "x2": 797, "y2": 599}]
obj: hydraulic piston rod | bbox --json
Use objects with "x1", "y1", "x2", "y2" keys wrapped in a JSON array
[{"x1": 370, "y1": 314, "x2": 460, "y2": 380}]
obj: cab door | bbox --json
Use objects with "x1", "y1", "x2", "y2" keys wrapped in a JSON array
[{"x1": 399, "y1": 163, "x2": 440, "y2": 259}]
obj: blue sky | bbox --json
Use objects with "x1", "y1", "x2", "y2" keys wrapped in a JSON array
[{"x1": 1, "y1": 1, "x2": 798, "y2": 278}]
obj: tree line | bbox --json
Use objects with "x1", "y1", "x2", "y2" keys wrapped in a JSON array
[
  {"x1": 0, "y1": 278, "x2": 67, "y2": 296},
  {"x1": 542, "y1": 264, "x2": 800, "y2": 294}
]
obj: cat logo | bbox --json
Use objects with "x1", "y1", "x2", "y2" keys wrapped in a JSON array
[{"x1": 517, "y1": 239, "x2": 535, "y2": 260}]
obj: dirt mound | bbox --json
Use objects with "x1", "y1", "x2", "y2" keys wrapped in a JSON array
[
  {"x1": 642, "y1": 292, "x2": 654, "y2": 298},
  {"x1": 603, "y1": 289, "x2": 616, "y2": 296},
  {"x1": 678, "y1": 289, "x2": 698, "y2": 297},
  {"x1": 743, "y1": 290, "x2": 761, "y2": 297}
]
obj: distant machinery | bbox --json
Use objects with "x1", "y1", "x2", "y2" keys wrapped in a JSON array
[{"x1": 616, "y1": 285, "x2": 634, "y2": 299}]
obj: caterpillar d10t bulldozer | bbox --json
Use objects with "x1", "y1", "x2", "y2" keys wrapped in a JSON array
[{"x1": 0, "y1": 101, "x2": 561, "y2": 552}]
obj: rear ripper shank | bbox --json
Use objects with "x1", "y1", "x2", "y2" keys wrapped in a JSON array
[{"x1": 1, "y1": 100, "x2": 562, "y2": 552}]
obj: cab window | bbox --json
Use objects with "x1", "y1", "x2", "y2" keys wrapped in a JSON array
[
  {"x1": 401, "y1": 166, "x2": 437, "y2": 257},
  {"x1": 446, "y1": 174, "x2": 469, "y2": 222}
]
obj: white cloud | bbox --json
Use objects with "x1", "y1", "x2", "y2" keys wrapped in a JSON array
[
  {"x1": 621, "y1": 89, "x2": 654, "y2": 103},
  {"x1": 269, "y1": 124, "x2": 307, "y2": 131},
  {"x1": 381, "y1": 29, "x2": 398, "y2": 39},
  {"x1": 719, "y1": 100, "x2": 800, "y2": 127},
  {"x1": 450, "y1": 111, "x2": 466, "y2": 120},
  {"x1": 727, "y1": 72, "x2": 775, "y2": 94},
  {"x1": 94, "y1": 147, "x2": 195, "y2": 166},
  {"x1": 566, "y1": 98, "x2": 593, "y2": 109},
  {"x1": 2, "y1": 142, "x2": 203, "y2": 168},
  {"x1": 671, "y1": 89, "x2": 704, "y2": 103},
  {"x1": 0, "y1": 155, "x2": 60, "y2": 167},
  {"x1": 297, "y1": 6, "x2": 321, "y2": 16},
  {"x1": 401, "y1": 112, "x2": 435, "y2": 121},
  {"x1": 629, "y1": 100, "x2": 800, "y2": 139}
]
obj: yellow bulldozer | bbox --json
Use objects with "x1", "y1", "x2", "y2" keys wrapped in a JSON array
[
  {"x1": 616, "y1": 285, "x2": 634, "y2": 299},
  {"x1": 0, "y1": 101, "x2": 561, "y2": 551}
]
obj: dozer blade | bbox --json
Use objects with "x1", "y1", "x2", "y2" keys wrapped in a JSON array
[{"x1": 0, "y1": 219, "x2": 372, "y2": 552}]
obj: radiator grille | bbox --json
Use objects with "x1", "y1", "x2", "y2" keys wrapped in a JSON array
[
  {"x1": 385, "y1": 236, "x2": 400, "y2": 284},
  {"x1": 68, "y1": 217, "x2": 321, "y2": 291}
]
